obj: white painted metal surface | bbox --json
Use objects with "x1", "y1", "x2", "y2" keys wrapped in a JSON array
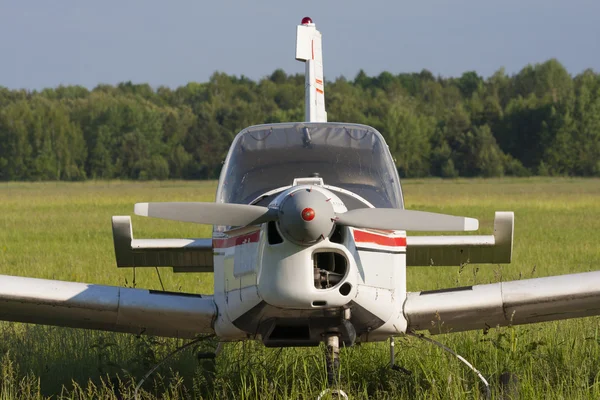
[
  {"x1": 112, "y1": 216, "x2": 213, "y2": 272},
  {"x1": 406, "y1": 211, "x2": 513, "y2": 266},
  {"x1": 296, "y1": 20, "x2": 326, "y2": 122},
  {"x1": 259, "y1": 239, "x2": 357, "y2": 309},
  {"x1": 349, "y1": 229, "x2": 408, "y2": 340},
  {"x1": 0, "y1": 274, "x2": 216, "y2": 339},
  {"x1": 404, "y1": 270, "x2": 600, "y2": 334}
]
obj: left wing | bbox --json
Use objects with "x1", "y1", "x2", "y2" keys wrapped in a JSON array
[{"x1": 404, "y1": 270, "x2": 600, "y2": 334}]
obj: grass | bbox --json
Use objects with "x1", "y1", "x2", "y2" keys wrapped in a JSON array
[{"x1": 0, "y1": 178, "x2": 599, "y2": 399}]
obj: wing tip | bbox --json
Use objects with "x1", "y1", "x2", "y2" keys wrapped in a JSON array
[{"x1": 134, "y1": 203, "x2": 149, "y2": 217}]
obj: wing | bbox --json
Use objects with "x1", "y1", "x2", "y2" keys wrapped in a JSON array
[
  {"x1": 404, "y1": 270, "x2": 600, "y2": 334},
  {"x1": 0, "y1": 215, "x2": 217, "y2": 338},
  {"x1": 0, "y1": 274, "x2": 216, "y2": 339}
]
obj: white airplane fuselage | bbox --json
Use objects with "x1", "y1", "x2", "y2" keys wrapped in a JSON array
[
  {"x1": 212, "y1": 184, "x2": 407, "y2": 346},
  {"x1": 206, "y1": 19, "x2": 407, "y2": 346}
]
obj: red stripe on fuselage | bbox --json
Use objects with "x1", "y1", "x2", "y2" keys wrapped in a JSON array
[
  {"x1": 353, "y1": 230, "x2": 407, "y2": 247},
  {"x1": 213, "y1": 231, "x2": 260, "y2": 249}
]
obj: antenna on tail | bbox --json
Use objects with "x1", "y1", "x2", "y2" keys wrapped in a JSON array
[{"x1": 296, "y1": 17, "x2": 327, "y2": 122}]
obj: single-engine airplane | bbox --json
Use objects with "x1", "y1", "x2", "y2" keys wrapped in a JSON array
[{"x1": 2, "y1": 17, "x2": 600, "y2": 396}]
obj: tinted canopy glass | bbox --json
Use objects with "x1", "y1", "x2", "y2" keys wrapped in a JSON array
[{"x1": 216, "y1": 123, "x2": 403, "y2": 209}]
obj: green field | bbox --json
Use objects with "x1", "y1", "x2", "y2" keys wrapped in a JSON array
[{"x1": 1, "y1": 178, "x2": 599, "y2": 399}]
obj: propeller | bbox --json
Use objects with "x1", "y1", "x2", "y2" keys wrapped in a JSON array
[
  {"x1": 135, "y1": 188, "x2": 478, "y2": 245},
  {"x1": 336, "y1": 208, "x2": 478, "y2": 232},
  {"x1": 133, "y1": 202, "x2": 277, "y2": 227}
]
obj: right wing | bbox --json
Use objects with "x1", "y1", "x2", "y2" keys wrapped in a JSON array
[{"x1": 0, "y1": 216, "x2": 218, "y2": 338}]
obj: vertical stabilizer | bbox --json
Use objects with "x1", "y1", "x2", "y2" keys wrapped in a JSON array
[{"x1": 296, "y1": 17, "x2": 327, "y2": 122}]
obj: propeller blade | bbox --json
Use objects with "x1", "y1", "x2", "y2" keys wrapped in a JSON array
[
  {"x1": 134, "y1": 202, "x2": 277, "y2": 226},
  {"x1": 335, "y1": 208, "x2": 479, "y2": 231}
]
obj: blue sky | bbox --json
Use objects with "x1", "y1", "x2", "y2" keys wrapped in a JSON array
[{"x1": 1, "y1": 0, "x2": 599, "y2": 90}]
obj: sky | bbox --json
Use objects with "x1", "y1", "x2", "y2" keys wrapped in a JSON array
[{"x1": 1, "y1": 0, "x2": 599, "y2": 90}]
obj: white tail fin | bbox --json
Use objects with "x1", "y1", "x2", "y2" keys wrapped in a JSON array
[{"x1": 295, "y1": 17, "x2": 327, "y2": 122}]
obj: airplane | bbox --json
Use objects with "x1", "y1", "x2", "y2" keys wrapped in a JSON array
[{"x1": 1, "y1": 16, "x2": 600, "y2": 397}]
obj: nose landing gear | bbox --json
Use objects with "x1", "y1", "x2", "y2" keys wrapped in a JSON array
[{"x1": 317, "y1": 333, "x2": 348, "y2": 400}]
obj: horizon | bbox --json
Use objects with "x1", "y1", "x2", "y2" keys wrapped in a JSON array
[{"x1": 1, "y1": 58, "x2": 592, "y2": 92}]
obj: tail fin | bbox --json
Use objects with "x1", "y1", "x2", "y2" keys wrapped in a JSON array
[{"x1": 295, "y1": 17, "x2": 327, "y2": 122}]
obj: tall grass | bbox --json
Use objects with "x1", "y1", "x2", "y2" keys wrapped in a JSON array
[{"x1": 0, "y1": 178, "x2": 599, "y2": 399}]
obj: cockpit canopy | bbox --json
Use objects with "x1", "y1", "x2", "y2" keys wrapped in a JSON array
[{"x1": 216, "y1": 123, "x2": 404, "y2": 210}]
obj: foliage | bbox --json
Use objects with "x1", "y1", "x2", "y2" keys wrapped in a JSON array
[{"x1": 0, "y1": 60, "x2": 599, "y2": 180}]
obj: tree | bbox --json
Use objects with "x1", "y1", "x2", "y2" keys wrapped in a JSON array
[
  {"x1": 457, "y1": 71, "x2": 483, "y2": 99},
  {"x1": 384, "y1": 101, "x2": 433, "y2": 177},
  {"x1": 0, "y1": 61, "x2": 597, "y2": 180}
]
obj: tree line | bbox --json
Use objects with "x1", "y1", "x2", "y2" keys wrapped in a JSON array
[{"x1": 1, "y1": 59, "x2": 599, "y2": 181}]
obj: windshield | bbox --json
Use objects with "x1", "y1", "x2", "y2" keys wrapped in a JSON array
[{"x1": 216, "y1": 122, "x2": 403, "y2": 209}]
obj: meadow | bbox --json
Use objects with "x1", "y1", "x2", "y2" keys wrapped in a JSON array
[{"x1": 0, "y1": 178, "x2": 599, "y2": 399}]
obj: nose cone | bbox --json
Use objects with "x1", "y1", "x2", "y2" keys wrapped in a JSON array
[
  {"x1": 301, "y1": 207, "x2": 315, "y2": 221},
  {"x1": 278, "y1": 189, "x2": 336, "y2": 245}
]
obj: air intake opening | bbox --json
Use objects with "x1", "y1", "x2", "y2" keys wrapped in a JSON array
[
  {"x1": 267, "y1": 221, "x2": 283, "y2": 245},
  {"x1": 313, "y1": 251, "x2": 348, "y2": 289}
]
